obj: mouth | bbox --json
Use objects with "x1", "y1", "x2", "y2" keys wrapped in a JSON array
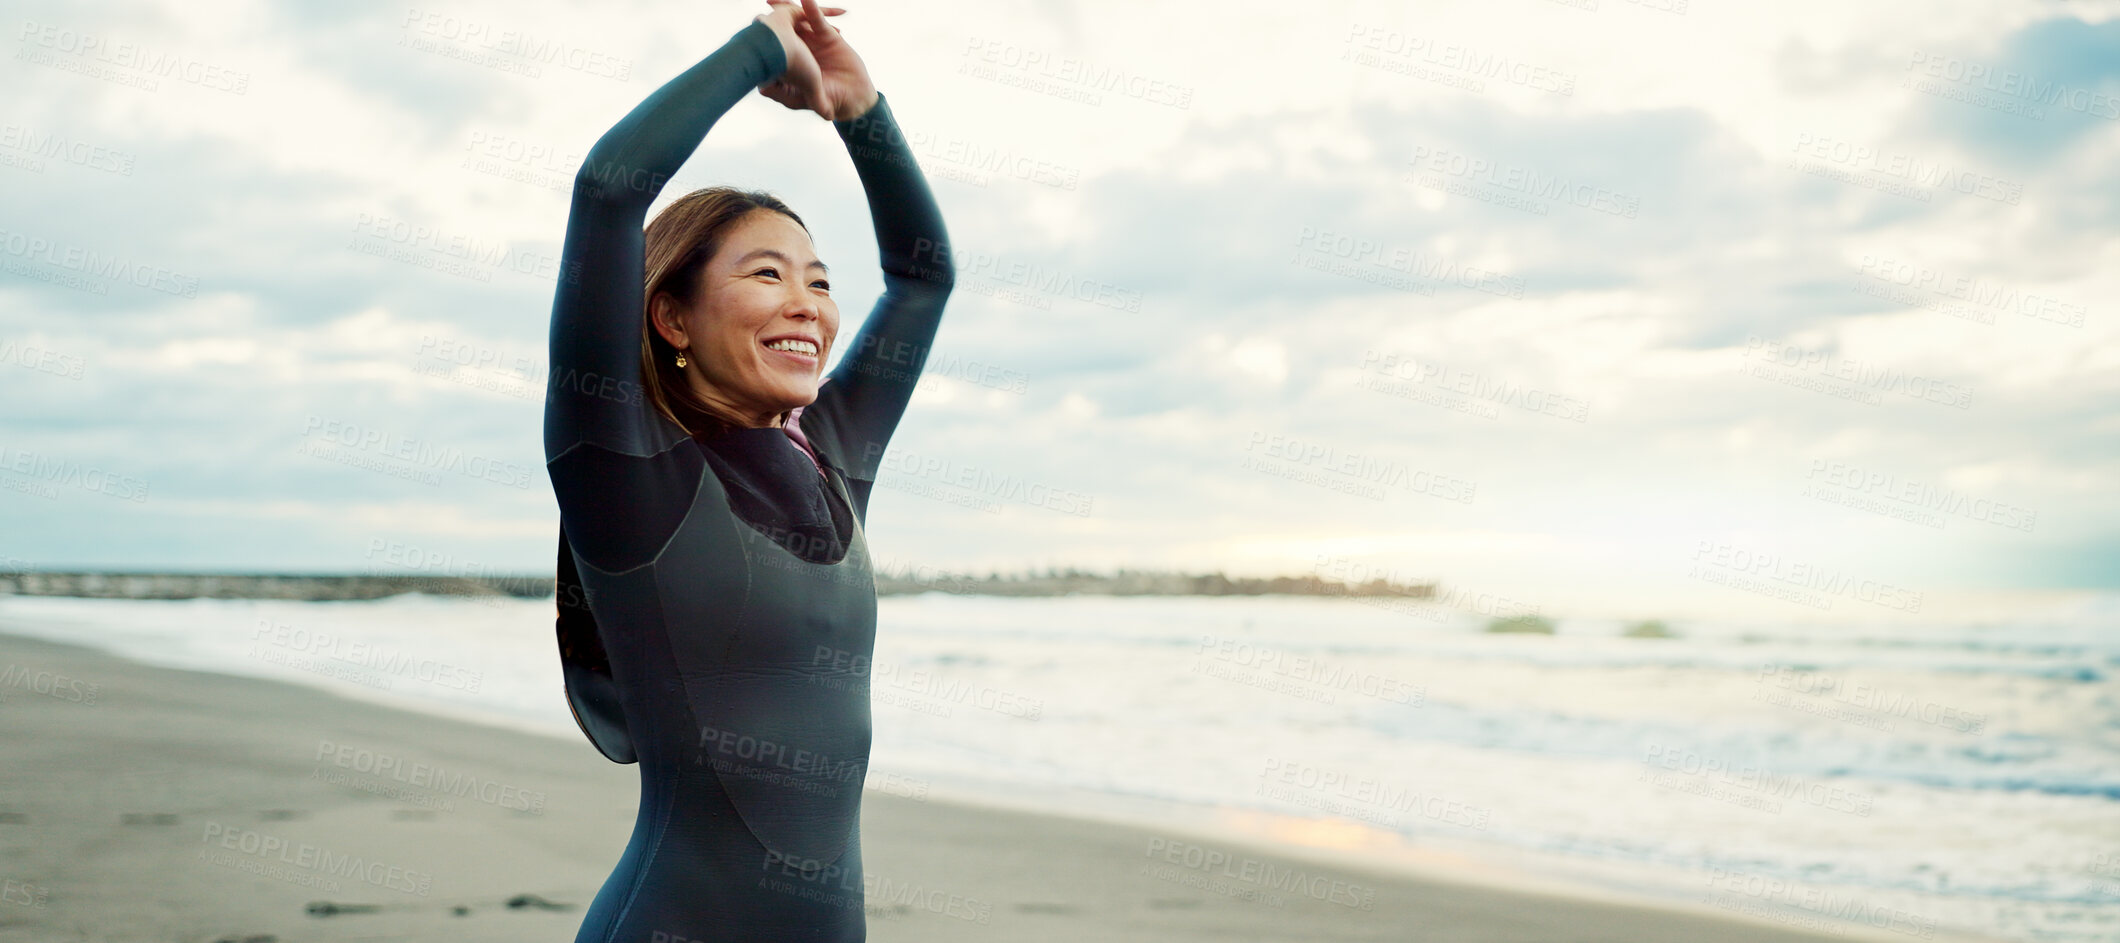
[{"x1": 761, "y1": 334, "x2": 822, "y2": 367}]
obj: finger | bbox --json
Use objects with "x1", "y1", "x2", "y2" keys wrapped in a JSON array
[
  {"x1": 760, "y1": 82, "x2": 804, "y2": 110},
  {"x1": 800, "y1": 0, "x2": 828, "y2": 31}
]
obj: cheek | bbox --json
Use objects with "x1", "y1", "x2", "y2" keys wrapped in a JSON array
[{"x1": 698, "y1": 297, "x2": 762, "y2": 356}]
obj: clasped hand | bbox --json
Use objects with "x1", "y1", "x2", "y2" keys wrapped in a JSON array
[{"x1": 754, "y1": 0, "x2": 879, "y2": 121}]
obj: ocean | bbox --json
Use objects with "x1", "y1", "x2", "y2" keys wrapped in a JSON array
[{"x1": 0, "y1": 590, "x2": 2112, "y2": 942}]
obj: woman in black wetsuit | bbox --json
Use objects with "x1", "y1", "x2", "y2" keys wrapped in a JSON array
[{"x1": 543, "y1": 1, "x2": 953, "y2": 938}]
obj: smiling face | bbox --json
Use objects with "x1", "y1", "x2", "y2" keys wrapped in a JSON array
[{"x1": 651, "y1": 210, "x2": 838, "y2": 429}]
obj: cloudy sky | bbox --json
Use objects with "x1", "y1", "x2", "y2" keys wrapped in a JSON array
[{"x1": 2, "y1": 0, "x2": 2113, "y2": 619}]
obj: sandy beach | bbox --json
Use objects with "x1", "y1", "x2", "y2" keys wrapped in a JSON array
[{"x1": 0, "y1": 627, "x2": 1977, "y2": 943}]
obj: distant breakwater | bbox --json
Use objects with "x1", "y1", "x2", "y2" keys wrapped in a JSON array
[{"x1": 0, "y1": 570, "x2": 1435, "y2": 601}]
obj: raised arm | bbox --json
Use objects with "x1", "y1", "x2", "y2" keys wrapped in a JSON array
[
  {"x1": 798, "y1": 92, "x2": 957, "y2": 481},
  {"x1": 544, "y1": 19, "x2": 789, "y2": 461}
]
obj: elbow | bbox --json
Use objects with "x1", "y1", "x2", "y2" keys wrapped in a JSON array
[
  {"x1": 919, "y1": 260, "x2": 955, "y2": 293},
  {"x1": 902, "y1": 233, "x2": 956, "y2": 292},
  {"x1": 897, "y1": 264, "x2": 953, "y2": 299},
  {"x1": 571, "y1": 143, "x2": 659, "y2": 210},
  {"x1": 570, "y1": 161, "x2": 621, "y2": 209},
  {"x1": 882, "y1": 266, "x2": 953, "y2": 307}
]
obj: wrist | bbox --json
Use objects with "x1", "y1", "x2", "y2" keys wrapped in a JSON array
[
  {"x1": 741, "y1": 17, "x2": 791, "y2": 77},
  {"x1": 839, "y1": 90, "x2": 881, "y2": 123}
]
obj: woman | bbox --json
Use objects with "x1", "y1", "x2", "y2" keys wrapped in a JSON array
[{"x1": 543, "y1": 1, "x2": 953, "y2": 938}]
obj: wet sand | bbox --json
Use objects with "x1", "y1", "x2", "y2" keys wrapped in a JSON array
[{"x1": 0, "y1": 629, "x2": 1970, "y2": 942}]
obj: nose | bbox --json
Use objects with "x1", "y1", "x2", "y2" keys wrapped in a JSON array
[{"x1": 781, "y1": 281, "x2": 823, "y2": 320}]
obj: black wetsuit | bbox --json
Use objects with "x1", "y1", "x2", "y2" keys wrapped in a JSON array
[{"x1": 543, "y1": 19, "x2": 952, "y2": 941}]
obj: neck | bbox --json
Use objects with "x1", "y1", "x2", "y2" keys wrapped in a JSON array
[{"x1": 691, "y1": 381, "x2": 783, "y2": 429}]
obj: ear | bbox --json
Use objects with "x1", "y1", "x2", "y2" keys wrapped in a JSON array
[{"x1": 649, "y1": 292, "x2": 690, "y2": 349}]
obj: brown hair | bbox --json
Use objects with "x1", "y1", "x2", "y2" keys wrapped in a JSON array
[{"x1": 640, "y1": 186, "x2": 812, "y2": 437}]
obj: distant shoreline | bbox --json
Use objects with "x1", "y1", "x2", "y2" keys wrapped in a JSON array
[{"x1": 0, "y1": 569, "x2": 1436, "y2": 601}]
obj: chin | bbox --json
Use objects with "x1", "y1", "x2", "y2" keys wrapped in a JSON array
[{"x1": 776, "y1": 383, "x2": 822, "y2": 409}]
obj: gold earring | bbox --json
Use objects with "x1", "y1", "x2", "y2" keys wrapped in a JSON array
[{"x1": 675, "y1": 350, "x2": 688, "y2": 368}]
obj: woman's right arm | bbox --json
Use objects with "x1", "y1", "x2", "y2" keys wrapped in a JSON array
[{"x1": 543, "y1": 19, "x2": 789, "y2": 463}]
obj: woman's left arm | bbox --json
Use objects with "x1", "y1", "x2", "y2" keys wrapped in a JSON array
[{"x1": 800, "y1": 92, "x2": 957, "y2": 482}]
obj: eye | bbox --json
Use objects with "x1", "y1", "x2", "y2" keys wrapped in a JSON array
[
  {"x1": 750, "y1": 267, "x2": 779, "y2": 280},
  {"x1": 811, "y1": 278, "x2": 831, "y2": 291}
]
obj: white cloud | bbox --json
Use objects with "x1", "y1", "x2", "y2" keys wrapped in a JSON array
[{"x1": 1, "y1": 0, "x2": 2113, "y2": 612}]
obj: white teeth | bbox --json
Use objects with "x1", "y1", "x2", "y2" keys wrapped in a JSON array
[{"x1": 765, "y1": 339, "x2": 818, "y2": 355}]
